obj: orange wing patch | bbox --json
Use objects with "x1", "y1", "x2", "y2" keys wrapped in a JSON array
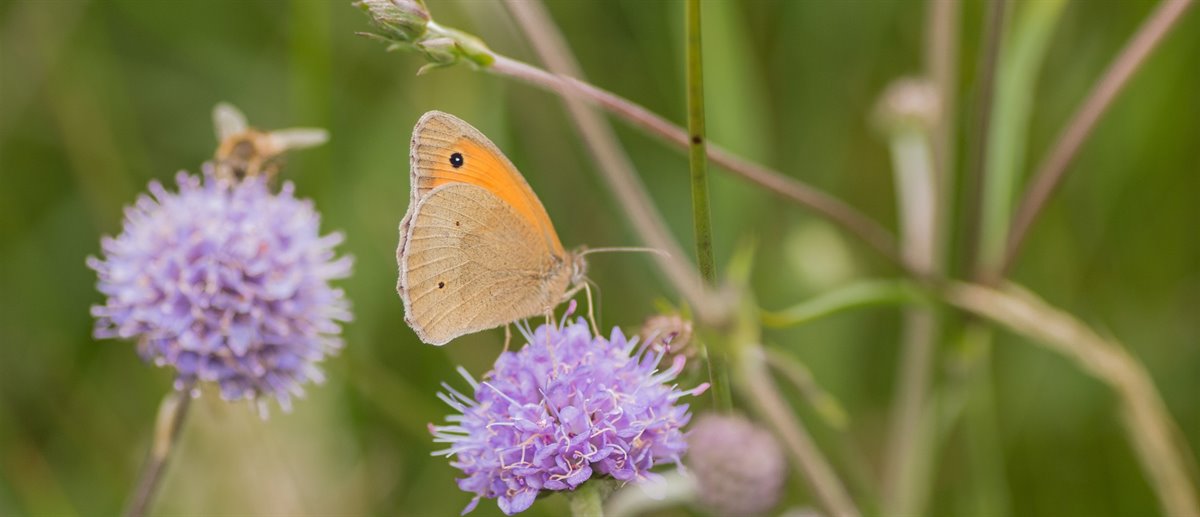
[
  {"x1": 418, "y1": 138, "x2": 543, "y2": 231},
  {"x1": 409, "y1": 112, "x2": 564, "y2": 255}
]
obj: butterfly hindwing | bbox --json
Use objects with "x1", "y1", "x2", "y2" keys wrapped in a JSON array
[{"x1": 400, "y1": 183, "x2": 566, "y2": 345}]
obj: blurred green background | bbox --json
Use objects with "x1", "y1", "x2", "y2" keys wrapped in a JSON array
[{"x1": 1, "y1": 0, "x2": 1198, "y2": 515}]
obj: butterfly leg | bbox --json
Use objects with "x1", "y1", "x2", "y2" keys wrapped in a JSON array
[{"x1": 503, "y1": 323, "x2": 512, "y2": 353}]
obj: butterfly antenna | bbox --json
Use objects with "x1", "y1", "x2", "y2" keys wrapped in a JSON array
[{"x1": 579, "y1": 246, "x2": 670, "y2": 258}]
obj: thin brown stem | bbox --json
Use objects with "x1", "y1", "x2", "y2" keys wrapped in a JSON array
[
  {"x1": 1001, "y1": 0, "x2": 1194, "y2": 276},
  {"x1": 126, "y1": 385, "x2": 194, "y2": 517},
  {"x1": 486, "y1": 55, "x2": 904, "y2": 270}
]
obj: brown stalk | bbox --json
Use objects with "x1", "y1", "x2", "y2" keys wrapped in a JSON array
[
  {"x1": 1001, "y1": 0, "x2": 1194, "y2": 275},
  {"x1": 485, "y1": 55, "x2": 904, "y2": 270}
]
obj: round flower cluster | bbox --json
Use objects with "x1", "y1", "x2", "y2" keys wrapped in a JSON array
[
  {"x1": 687, "y1": 413, "x2": 787, "y2": 517},
  {"x1": 88, "y1": 169, "x2": 352, "y2": 413},
  {"x1": 431, "y1": 317, "x2": 709, "y2": 515}
]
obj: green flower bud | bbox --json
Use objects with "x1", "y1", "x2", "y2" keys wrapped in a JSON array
[{"x1": 355, "y1": 0, "x2": 429, "y2": 42}]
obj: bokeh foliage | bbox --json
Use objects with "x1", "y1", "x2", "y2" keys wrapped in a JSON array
[{"x1": 1, "y1": 0, "x2": 1197, "y2": 515}]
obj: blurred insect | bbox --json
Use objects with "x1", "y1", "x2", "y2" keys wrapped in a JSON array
[{"x1": 211, "y1": 103, "x2": 329, "y2": 184}]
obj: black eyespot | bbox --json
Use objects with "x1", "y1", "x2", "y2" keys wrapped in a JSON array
[
  {"x1": 454, "y1": 221, "x2": 461, "y2": 227},
  {"x1": 438, "y1": 281, "x2": 445, "y2": 289},
  {"x1": 449, "y1": 152, "x2": 464, "y2": 168}
]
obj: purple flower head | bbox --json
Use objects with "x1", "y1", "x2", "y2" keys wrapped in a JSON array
[
  {"x1": 87, "y1": 168, "x2": 352, "y2": 415},
  {"x1": 431, "y1": 310, "x2": 709, "y2": 515},
  {"x1": 687, "y1": 413, "x2": 786, "y2": 517}
]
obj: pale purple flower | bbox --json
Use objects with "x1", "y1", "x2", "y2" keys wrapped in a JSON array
[
  {"x1": 431, "y1": 314, "x2": 709, "y2": 515},
  {"x1": 687, "y1": 413, "x2": 786, "y2": 517},
  {"x1": 87, "y1": 168, "x2": 352, "y2": 414}
]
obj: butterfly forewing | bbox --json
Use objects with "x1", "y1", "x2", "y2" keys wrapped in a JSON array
[{"x1": 407, "y1": 111, "x2": 563, "y2": 255}]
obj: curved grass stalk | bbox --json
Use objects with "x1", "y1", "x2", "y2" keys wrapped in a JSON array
[
  {"x1": 1002, "y1": 0, "x2": 1195, "y2": 275},
  {"x1": 944, "y1": 282, "x2": 1200, "y2": 517},
  {"x1": 761, "y1": 278, "x2": 1200, "y2": 516}
]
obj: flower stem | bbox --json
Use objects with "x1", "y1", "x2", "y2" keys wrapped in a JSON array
[
  {"x1": 685, "y1": 0, "x2": 715, "y2": 285},
  {"x1": 569, "y1": 481, "x2": 606, "y2": 517},
  {"x1": 126, "y1": 384, "x2": 194, "y2": 517},
  {"x1": 684, "y1": 0, "x2": 732, "y2": 414}
]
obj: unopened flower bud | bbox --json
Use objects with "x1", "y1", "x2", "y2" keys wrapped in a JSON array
[
  {"x1": 356, "y1": 0, "x2": 430, "y2": 42},
  {"x1": 687, "y1": 413, "x2": 786, "y2": 517},
  {"x1": 640, "y1": 314, "x2": 695, "y2": 359},
  {"x1": 415, "y1": 36, "x2": 458, "y2": 65}
]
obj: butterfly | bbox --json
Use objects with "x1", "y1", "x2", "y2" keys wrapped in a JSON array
[{"x1": 396, "y1": 111, "x2": 588, "y2": 345}]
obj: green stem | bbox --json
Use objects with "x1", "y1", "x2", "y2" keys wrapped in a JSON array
[
  {"x1": 684, "y1": 0, "x2": 730, "y2": 413},
  {"x1": 977, "y1": 0, "x2": 1067, "y2": 277},
  {"x1": 761, "y1": 279, "x2": 926, "y2": 328},
  {"x1": 706, "y1": 346, "x2": 734, "y2": 412},
  {"x1": 569, "y1": 481, "x2": 606, "y2": 517},
  {"x1": 957, "y1": 326, "x2": 1012, "y2": 517},
  {"x1": 685, "y1": 0, "x2": 715, "y2": 284}
]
